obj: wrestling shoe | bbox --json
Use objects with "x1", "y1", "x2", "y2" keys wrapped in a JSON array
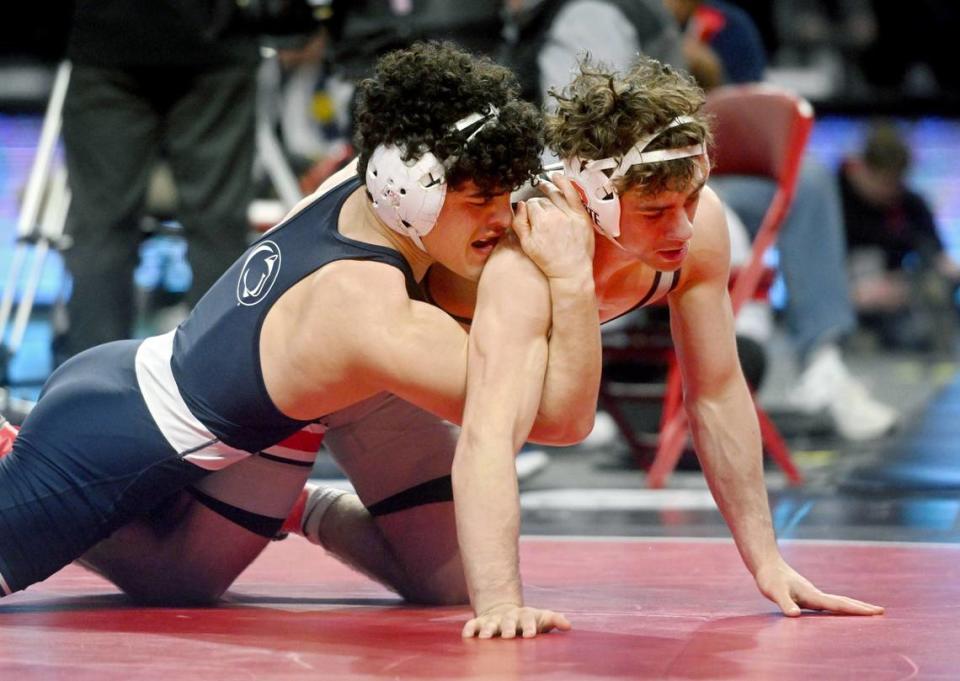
[
  {"x1": 786, "y1": 344, "x2": 898, "y2": 441},
  {"x1": 0, "y1": 415, "x2": 18, "y2": 457}
]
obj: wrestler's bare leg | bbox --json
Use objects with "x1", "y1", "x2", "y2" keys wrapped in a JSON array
[
  {"x1": 297, "y1": 393, "x2": 468, "y2": 605},
  {"x1": 300, "y1": 486, "x2": 467, "y2": 605},
  {"x1": 78, "y1": 491, "x2": 274, "y2": 605},
  {"x1": 77, "y1": 442, "x2": 317, "y2": 605}
]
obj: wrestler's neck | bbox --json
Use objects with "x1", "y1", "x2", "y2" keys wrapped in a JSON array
[
  {"x1": 341, "y1": 189, "x2": 434, "y2": 281},
  {"x1": 592, "y1": 230, "x2": 647, "y2": 287}
]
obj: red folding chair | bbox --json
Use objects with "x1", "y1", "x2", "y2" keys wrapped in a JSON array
[{"x1": 599, "y1": 83, "x2": 813, "y2": 488}]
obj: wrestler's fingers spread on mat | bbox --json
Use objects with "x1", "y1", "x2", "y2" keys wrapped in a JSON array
[
  {"x1": 770, "y1": 590, "x2": 803, "y2": 617},
  {"x1": 461, "y1": 611, "x2": 508, "y2": 639},
  {"x1": 462, "y1": 607, "x2": 572, "y2": 639},
  {"x1": 533, "y1": 609, "x2": 572, "y2": 637},
  {"x1": 499, "y1": 613, "x2": 520, "y2": 639},
  {"x1": 796, "y1": 590, "x2": 885, "y2": 616}
]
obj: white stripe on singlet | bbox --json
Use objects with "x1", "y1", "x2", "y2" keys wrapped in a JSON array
[
  {"x1": 135, "y1": 331, "x2": 251, "y2": 470},
  {"x1": 642, "y1": 269, "x2": 681, "y2": 308}
]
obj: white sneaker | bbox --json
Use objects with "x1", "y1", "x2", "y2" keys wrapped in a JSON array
[
  {"x1": 828, "y1": 374, "x2": 899, "y2": 441},
  {"x1": 515, "y1": 449, "x2": 550, "y2": 482},
  {"x1": 579, "y1": 410, "x2": 621, "y2": 449},
  {"x1": 787, "y1": 344, "x2": 898, "y2": 441}
]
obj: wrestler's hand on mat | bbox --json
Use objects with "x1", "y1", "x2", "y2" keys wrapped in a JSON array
[
  {"x1": 462, "y1": 604, "x2": 572, "y2": 639},
  {"x1": 754, "y1": 557, "x2": 885, "y2": 617},
  {"x1": 513, "y1": 174, "x2": 594, "y2": 280}
]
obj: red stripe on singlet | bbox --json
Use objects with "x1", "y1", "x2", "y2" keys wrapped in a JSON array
[{"x1": 277, "y1": 429, "x2": 324, "y2": 452}]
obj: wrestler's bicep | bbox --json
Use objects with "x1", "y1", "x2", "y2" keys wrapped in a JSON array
[
  {"x1": 462, "y1": 241, "x2": 552, "y2": 446},
  {"x1": 357, "y1": 298, "x2": 472, "y2": 425}
]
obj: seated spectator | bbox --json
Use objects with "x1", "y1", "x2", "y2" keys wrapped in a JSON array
[
  {"x1": 839, "y1": 121, "x2": 959, "y2": 353},
  {"x1": 502, "y1": 0, "x2": 685, "y2": 107},
  {"x1": 664, "y1": 0, "x2": 766, "y2": 87},
  {"x1": 664, "y1": 0, "x2": 898, "y2": 440}
]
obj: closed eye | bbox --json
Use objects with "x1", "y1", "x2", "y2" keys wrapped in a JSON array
[{"x1": 639, "y1": 209, "x2": 666, "y2": 219}]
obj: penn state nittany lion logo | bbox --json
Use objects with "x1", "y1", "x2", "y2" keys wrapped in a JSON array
[{"x1": 236, "y1": 241, "x2": 281, "y2": 306}]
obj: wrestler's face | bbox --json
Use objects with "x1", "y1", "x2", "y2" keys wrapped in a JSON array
[
  {"x1": 424, "y1": 181, "x2": 513, "y2": 281},
  {"x1": 615, "y1": 159, "x2": 709, "y2": 271}
]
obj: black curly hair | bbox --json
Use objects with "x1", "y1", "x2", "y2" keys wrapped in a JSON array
[
  {"x1": 354, "y1": 41, "x2": 544, "y2": 196},
  {"x1": 547, "y1": 55, "x2": 712, "y2": 196}
]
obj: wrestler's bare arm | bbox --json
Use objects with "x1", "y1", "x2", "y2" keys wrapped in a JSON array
[
  {"x1": 669, "y1": 188, "x2": 884, "y2": 617},
  {"x1": 261, "y1": 259, "x2": 472, "y2": 422},
  {"x1": 268, "y1": 163, "x2": 597, "y2": 443},
  {"x1": 456, "y1": 192, "x2": 596, "y2": 638},
  {"x1": 453, "y1": 233, "x2": 565, "y2": 638}
]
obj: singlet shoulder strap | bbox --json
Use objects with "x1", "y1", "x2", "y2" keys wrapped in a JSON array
[
  {"x1": 638, "y1": 268, "x2": 681, "y2": 308},
  {"x1": 603, "y1": 268, "x2": 682, "y2": 326}
]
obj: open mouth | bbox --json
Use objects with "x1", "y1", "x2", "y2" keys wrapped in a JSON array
[
  {"x1": 657, "y1": 244, "x2": 688, "y2": 262},
  {"x1": 471, "y1": 235, "x2": 501, "y2": 253}
]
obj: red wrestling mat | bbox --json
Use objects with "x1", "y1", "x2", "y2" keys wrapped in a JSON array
[{"x1": 1, "y1": 537, "x2": 957, "y2": 680}]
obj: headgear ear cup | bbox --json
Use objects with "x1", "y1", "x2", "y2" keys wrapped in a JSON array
[
  {"x1": 562, "y1": 156, "x2": 624, "y2": 238},
  {"x1": 364, "y1": 107, "x2": 500, "y2": 251},
  {"x1": 366, "y1": 145, "x2": 447, "y2": 250},
  {"x1": 563, "y1": 116, "x2": 706, "y2": 241}
]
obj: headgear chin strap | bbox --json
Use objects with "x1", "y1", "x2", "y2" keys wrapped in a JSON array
[
  {"x1": 365, "y1": 106, "x2": 499, "y2": 250},
  {"x1": 563, "y1": 115, "x2": 706, "y2": 240}
]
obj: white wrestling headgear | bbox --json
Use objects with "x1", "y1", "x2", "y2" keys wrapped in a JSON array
[
  {"x1": 365, "y1": 106, "x2": 500, "y2": 250},
  {"x1": 562, "y1": 115, "x2": 706, "y2": 240}
]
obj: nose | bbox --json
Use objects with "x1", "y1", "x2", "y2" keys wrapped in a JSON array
[
  {"x1": 667, "y1": 210, "x2": 694, "y2": 242},
  {"x1": 490, "y1": 200, "x2": 513, "y2": 230}
]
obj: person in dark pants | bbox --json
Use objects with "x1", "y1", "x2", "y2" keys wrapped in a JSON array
[{"x1": 59, "y1": 0, "x2": 260, "y2": 360}]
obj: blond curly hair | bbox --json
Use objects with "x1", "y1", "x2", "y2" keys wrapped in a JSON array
[{"x1": 547, "y1": 55, "x2": 712, "y2": 196}]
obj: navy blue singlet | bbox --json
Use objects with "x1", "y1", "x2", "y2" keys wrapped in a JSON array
[{"x1": 167, "y1": 175, "x2": 420, "y2": 454}]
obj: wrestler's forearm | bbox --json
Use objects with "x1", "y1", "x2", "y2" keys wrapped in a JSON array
[
  {"x1": 529, "y1": 271, "x2": 602, "y2": 445},
  {"x1": 451, "y1": 345, "x2": 542, "y2": 615},
  {"x1": 686, "y1": 386, "x2": 782, "y2": 576},
  {"x1": 453, "y1": 269, "x2": 548, "y2": 614},
  {"x1": 451, "y1": 434, "x2": 524, "y2": 614}
]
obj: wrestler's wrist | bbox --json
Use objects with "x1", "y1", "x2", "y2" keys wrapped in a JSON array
[
  {"x1": 743, "y1": 544, "x2": 785, "y2": 577},
  {"x1": 474, "y1": 596, "x2": 524, "y2": 616},
  {"x1": 470, "y1": 578, "x2": 524, "y2": 614},
  {"x1": 546, "y1": 268, "x2": 595, "y2": 293}
]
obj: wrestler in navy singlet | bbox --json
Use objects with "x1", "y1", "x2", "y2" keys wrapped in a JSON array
[
  {"x1": 171, "y1": 175, "x2": 420, "y2": 452},
  {"x1": 0, "y1": 175, "x2": 416, "y2": 595}
]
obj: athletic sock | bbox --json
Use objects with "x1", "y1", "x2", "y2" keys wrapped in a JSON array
[
  {"x1": 280, "y1": 484, "x2": 350, "y2": 547},
  {"x1": 297, "y1": 485, "x2": 350, "y2": 548}
]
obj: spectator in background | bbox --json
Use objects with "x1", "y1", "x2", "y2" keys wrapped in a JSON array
[
  {"x1": 59, "y1": 0, "x2": 260, "y2": 362},
  {"x1": 275, "y1": 0, "x2": 505, "y2": 193},
  {"x1": 501, "y1": 0, "x2": 684, "y2": 107},
  {"x1": 326, "y1": 0, "x2": 504, "y2": 75},
  {"x1": 772, "y1": 0, "x2": 877, "y2": 98},
  {"x1": 840, "y1": 121, "x2": 959, "y2": 353},
  {"x1": 664, "y1": 0, "x2": 898, "y2": 440},
  {"x1": 664, "y1": 0, "x2": 765, "y2": 88}
]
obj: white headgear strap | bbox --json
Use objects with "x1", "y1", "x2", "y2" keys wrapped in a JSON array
[
  {"x1": 563, "y1": 115, "x2": 706, "y2": 240},
  {"x1": 365, "y1": 106, "x2": 499, "y2": 250}
]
